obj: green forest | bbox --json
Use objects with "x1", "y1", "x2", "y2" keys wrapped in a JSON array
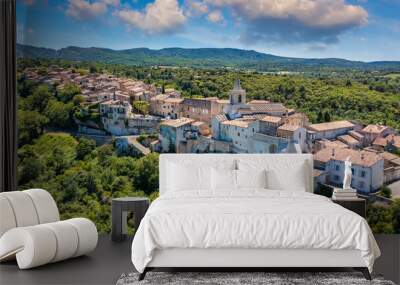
[
  {"x1": 17, "y1": 63, "x2": 159, "y2": 233},
  {"x1": 18, "y1": 58, "x2": 400, "y2": 130},
  {"x1": 16, "y1": 58, "x2": 400, "y2": 233}
]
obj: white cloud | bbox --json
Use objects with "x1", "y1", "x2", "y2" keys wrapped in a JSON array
[
  {"x1": 205, "y1": 0, "x2": 368, "y2": 44},
  {"x1": 207, "y1": 10, "x2": 223, "y2": 23},
  {"x1": 115, "y1": 0, "x2": 186, "y2": 34},
  {"x1": 185, "y1": 0, "x2": 208, "y2": 16},
  {"x1": 100, "y1": 0, "x2": 120, "y2": 6},
  {"x1": 66, "y1": 0, "x2": 108, "y2": 20}
]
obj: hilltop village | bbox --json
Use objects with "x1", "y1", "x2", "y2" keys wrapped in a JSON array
[{"x1": 24, "y1": 66, "x2": 400, "y2": 199}]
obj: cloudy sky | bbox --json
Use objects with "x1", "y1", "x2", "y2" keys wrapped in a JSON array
[{"x1": 17, "y1": 0, "x2": 400, "y2": 61}]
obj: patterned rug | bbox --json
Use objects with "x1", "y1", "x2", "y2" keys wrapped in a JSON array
[{"x1": 116, "y1": 271, "x2": 396, "y2": 285}]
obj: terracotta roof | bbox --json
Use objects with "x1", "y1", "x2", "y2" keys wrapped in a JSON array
[
  {"x1": 381, "y1": 152, "x2": 400, "y2": 165},
  {"x1": 250, "y1": 103, "x2": 286, "y2": 113},
  {"x1": 165, "y1": 88, "x2": 180, "y2": 94},
  {"x1": 248, "y1": 100, "x2": 270, "y2": 104},
  {"x1": 151, "y1": 94, "x2": 169, "y2": 101},
  {"x1": 260, "y1": 115, "x2": 282, "y2": 123},
  {"x1": 372, "y1": 137, "x2": 388, "y2": 147},
  {"x1": 277, "y1": 123, "x2": 300, "y2": 132},
  {"x1": 349, "y1": 130, "x2": 364, "y2": 140},
  {"x1": 362, "y1": 124, "x2": 389, "y2": 134},
  {"x1": 338, "y1": 135, "x2": 359, "y2": 145},
  {"x1": 100, "y1": 100, "x2": 127, "y2": 106},
  {"x1": 221, "y1": 119, "x2": 255, "y2": 128},
  {"x1": 237, "y1": 107, "x2": 252, "y2": 111},
  {"x1": 161, "y1": 118, "x2": 194, "y2": 128},
  {"x1": 319, "y1": 140, "x2": 349, "y2": 149},
  {"x1": 308, "y1": 120, "x2": 355, "y2": 132},
  {"x1": 191, "y1": 121, "x2": 207, "y2": 127},
  {"x1": 390, "y1": 135, "x2": 400, "y2": 148},
  {"x1": 373, "y1": 134, "x2": 400, "y2": 148},
  {"x1": 314, "y1": 147, "x2": 382, "y2": 167},
  {"x1": 164, "y1": 98, "x2": 184, "y2": 104}
]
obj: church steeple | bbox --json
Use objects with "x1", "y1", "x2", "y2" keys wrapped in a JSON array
[
  {"x1": 229, "y1": 79, "x2": 246, "y2": 105},
  {"x1": 234, "y1": 79, "x2": 242, "y2": 90}
]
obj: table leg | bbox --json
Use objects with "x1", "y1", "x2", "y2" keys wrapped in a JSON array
[
  {"x1": 111, "y1": 202, "x2": 123, "y2": 242},
  {"x1": 134, "y1": 202, "x2": 149, "y2": 233}
]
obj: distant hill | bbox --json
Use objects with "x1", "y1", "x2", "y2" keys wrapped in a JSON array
[{"x1": 16, "y1": 44, "x2": 400, "y2": 71}]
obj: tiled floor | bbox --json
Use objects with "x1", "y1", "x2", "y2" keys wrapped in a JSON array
[{"x1": 1, "y1": 235, "x2": 399, "y2": 285}]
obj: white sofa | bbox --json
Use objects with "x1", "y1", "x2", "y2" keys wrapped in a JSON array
[{"x1": 0, "y1": 189, "x2": 98, "y2": 269}]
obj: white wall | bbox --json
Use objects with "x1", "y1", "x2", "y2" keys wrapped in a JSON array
[{"x1": 326, "y1": 159, "x2": 384, "y2": 193}]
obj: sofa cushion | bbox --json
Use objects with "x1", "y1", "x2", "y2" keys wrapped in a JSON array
[
  {"x1": 0, "y1": 191, "x2": 39, "y2": 227},
  {"x1": 24, "y1": 189, "x2": 60, "y2": 224},
  {"x1": 0, "y1": 196, "x2": 17, "y2": 238}
]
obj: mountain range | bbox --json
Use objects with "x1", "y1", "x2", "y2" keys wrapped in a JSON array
[{"x1": 16, "y1": 44, "x2": 400, "y2": 71}]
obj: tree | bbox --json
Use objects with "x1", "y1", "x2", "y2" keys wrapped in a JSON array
[
  {"x1": 367, "y1": 203, "x2": 394, "y2": 234},
  {"x1": 45, "y1": 100, "x2": 74, "y2": 129},
  {"x1": 76, "y1": 138, "x2": 96, "y2": 160},
  {"x1": 26, "y1": 85, "x2": 52, "y2": 112},
  {"x1": 57, "y1": 83, "x2": 81, "y2": 103},
  {"x1": 73, "y1": 95, "x2": 85, "y2": 106},
  {"x1": 111, "y1": 176, "x2": 133, "y2": 195},
  {"x1": 392, "y1": 199, "x2": 400, "y2": 234},
  {"x1": 17, "y1": 78, "x2": 37, "y2": 98},
  {"x1": 18, "y1": 110, "x2": 49, "y2": 146},
  {"x1": 132, "y1": 153, "x2": 159, "y2": 195},
  {"x1": 323, "y1": 110, "x2": 331, "y2": 122},
  {"x1": 316, "y1": 110, "x2": 324, "y2": 123},
  {"x1": 149, "y1": 191, "x2": 159, "y2": 202},
  {"x1": 161, "y1": 83, "x2": 165, "y2": 94},
  {"x1": 48, "y1": 147, "x2": 71, "y2": 175},
  {"x1": 133, "y1": 101, "x2": 150, "y2": 115},
  {"x1": 97, "y1": 144, "x2": 115, "y2": 166},
  {"x1": 89, "y1": 65, "x2": 98, "y2": 74},
  {"x1": 380, "y1": 186, "x2": 392, "y2": 199},
  {"x1": 18, "y1": 146, "x2": 44, "y2": 185}
]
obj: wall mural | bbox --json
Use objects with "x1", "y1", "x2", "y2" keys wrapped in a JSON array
[{"x1": 16, "y1": 0, "x2": 400, "y2": 234}]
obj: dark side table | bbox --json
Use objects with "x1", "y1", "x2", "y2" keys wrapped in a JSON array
[
  {"x1": 332, "y1": 197, "x2": 366, "y2": 218},
  {"x1": 111, "y1": 197, "x2": 149, "y2": 242}
]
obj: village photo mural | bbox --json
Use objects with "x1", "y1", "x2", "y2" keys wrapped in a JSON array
[{"x1": 16, "y1": 0, "x2": 400, "y2": 234}]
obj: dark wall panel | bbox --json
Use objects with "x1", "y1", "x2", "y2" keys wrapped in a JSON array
[{"x1": 0, "y1": 0, "x2": 17, "y2": 192}]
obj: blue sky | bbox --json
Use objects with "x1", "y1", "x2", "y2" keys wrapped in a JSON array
[{"x1": 17, "y1": 0, "x2": 400, "y2": 61}]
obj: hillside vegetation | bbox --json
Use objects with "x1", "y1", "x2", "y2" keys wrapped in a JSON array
[{"x1": 17, "y1": 44, "x2": 400, "y2": 72}]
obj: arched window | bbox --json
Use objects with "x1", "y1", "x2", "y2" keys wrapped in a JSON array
[{"x1": 238, "y1": 95, "x2": 242, "y2": 103}]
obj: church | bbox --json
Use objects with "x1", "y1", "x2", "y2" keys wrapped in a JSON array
[{"x1": 223, "y1": 80, "x2": 289, "y2": 119}]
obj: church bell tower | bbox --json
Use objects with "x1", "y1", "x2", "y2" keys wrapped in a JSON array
[{"x1": 229, "y1": 79, "x2": 246, "y2": 105}]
